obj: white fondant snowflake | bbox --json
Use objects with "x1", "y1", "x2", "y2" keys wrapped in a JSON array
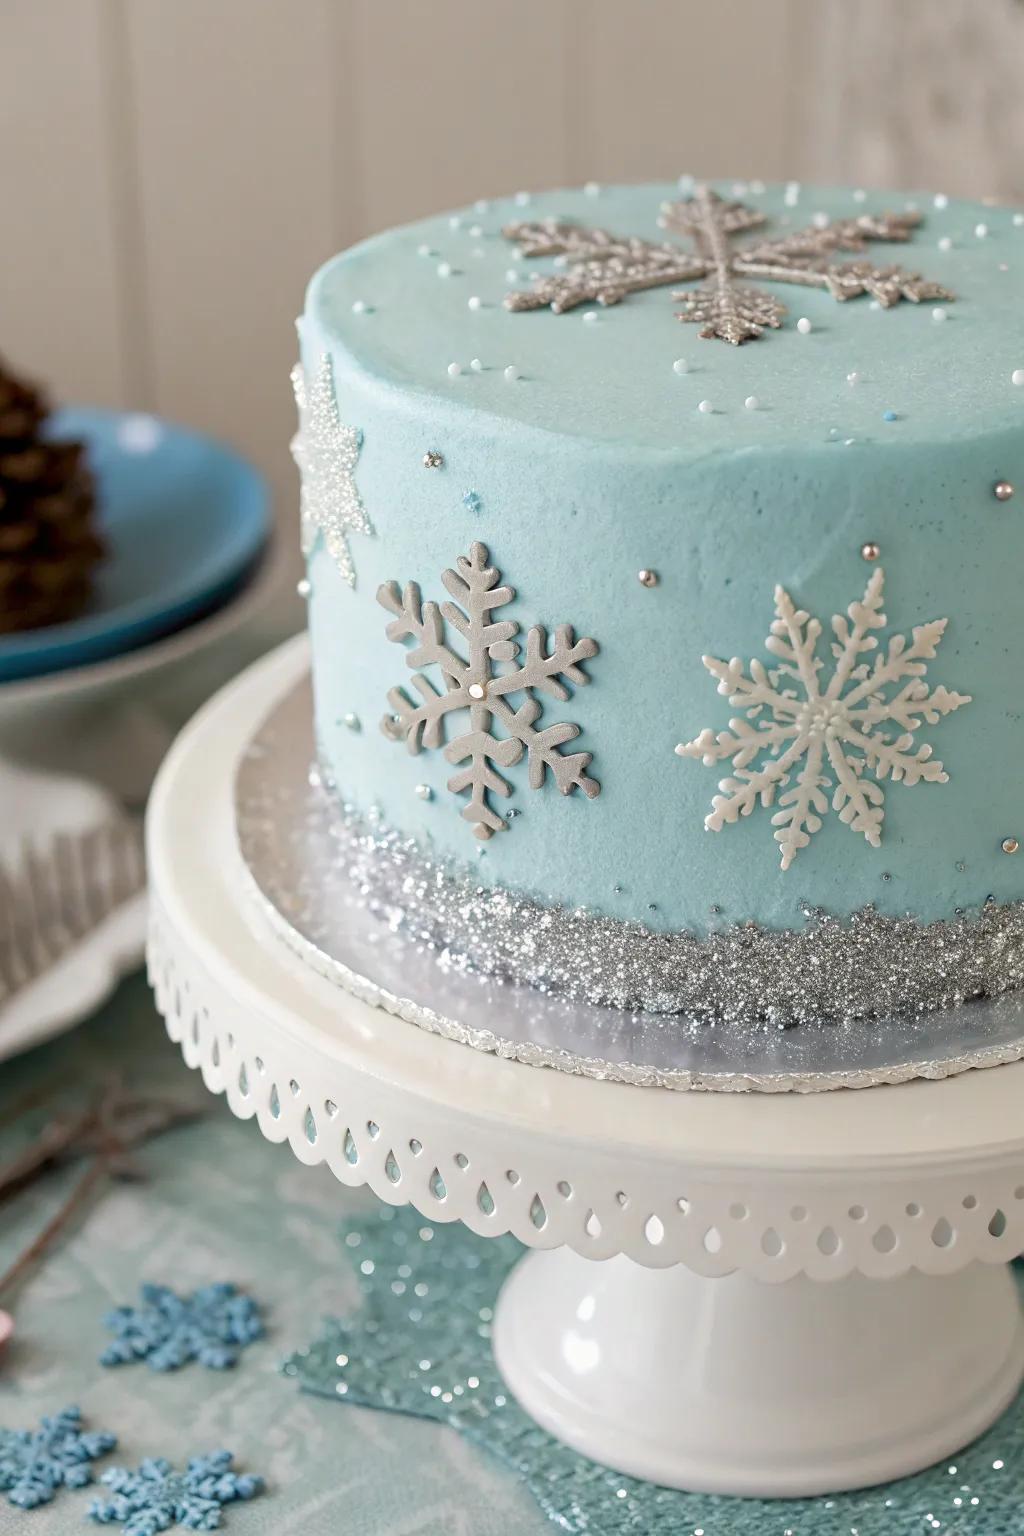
[
  {"x1": 675, "y1": 568, "x2": 971, "y2": 869},
  {"x1": 290, "y1": 353, "x2": 371, "y2": 587}
]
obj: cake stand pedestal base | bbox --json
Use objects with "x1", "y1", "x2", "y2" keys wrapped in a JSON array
[{"x1": 494, "y1": 1250, "x2": 1024, "y2": 1496}]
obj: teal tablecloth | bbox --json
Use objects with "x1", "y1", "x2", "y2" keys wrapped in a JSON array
[{"x1": 0, "y1": 975, "x2": 543, "y2": 1536}]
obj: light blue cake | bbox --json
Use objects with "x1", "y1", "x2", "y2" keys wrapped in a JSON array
[{"x1": 293, "y1": 178, "x2": 1024, "y2": 1025}]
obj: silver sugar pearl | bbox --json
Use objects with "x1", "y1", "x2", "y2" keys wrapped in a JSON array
[
  {"x1": 423, "y1": 450, "x2": 444, "y2": 469},
  {"x1": 1002, "y1": 837, "x2": 1020, "y2": 855},
  {"x1": 296, "y1": 577, "x2": 311, "y2": 599},
  {"x1": 468, "y1": 682, "x2": 487, "y2": 700},
  {"x1": 861, "y1": 541, "x2": 881, "y2": 562},
  {"x1": 637, "y1": 568, "x2": 660, "y2": 588},
  {"x1": 994, "y1": 480, "x2": 1015, "y2": 502},
  {"x1": 342, "y1": 712, "x2": 361, "y2": 731},
  {"x1": 414, "y1": 784, "x2": 433, "y2": 801}
]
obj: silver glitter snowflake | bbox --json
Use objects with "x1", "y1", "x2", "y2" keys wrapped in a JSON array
[
  {"x1": 675, "y1": 567, "x2": 971, "y2": 868},
  {"x1": 378, "y1": 541, "x2": 599, "y2": 839},
  {"x1": 291, "y1": 353, "x2": 371, "y2": 585},
  {"x1": 504, "y1": 185, "x2": 953, "y2": 343}
]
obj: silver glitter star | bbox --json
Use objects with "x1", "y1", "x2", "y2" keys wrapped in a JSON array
[
  {"x1": 291, "y1": 353, "x2": 372, "y2": 586},
  {"x1": 504, "y1": 186, "x2": 954, "y2": 343}
]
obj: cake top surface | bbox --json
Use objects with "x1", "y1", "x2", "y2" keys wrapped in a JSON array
[{"x1": 307, "y1": 178, "x2": 1024, "y2": 456}]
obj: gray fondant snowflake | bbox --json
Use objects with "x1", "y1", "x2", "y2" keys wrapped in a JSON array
[
  {"x1": 89, "y1": 1452, "x2": 263, "y2": 1534},
  {"x1": 0, "y1": 1407, "x2": 116, "y2": 1510},
  {"x1": 100, "y1": 1283, "x2": 264, "y2": 1372},
  {"x1": 379, "y1": 541, "x2": 599, "y2": 839},
  {"x1": 504, "y1": 185, "x2": 953, "y2": 343},
  {"x1": 676, "y1": 567, "x2": 971, "y2": 868},
  {"x1": 290, "y1": 353, "x2": 371, "y2": 586}
]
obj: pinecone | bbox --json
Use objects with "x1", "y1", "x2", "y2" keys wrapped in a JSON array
[{"x1": 0, "y1": 356, "x2": 103, "y2": 634}]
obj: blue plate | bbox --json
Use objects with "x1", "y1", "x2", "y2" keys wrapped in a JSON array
[{"x1": 0, "y1": 408, "x2": 270, "y2": 683}]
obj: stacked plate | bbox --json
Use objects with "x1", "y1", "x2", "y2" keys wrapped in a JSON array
[{"x1": 0, "y1": 408, "x2": 274, "y2": 1060}]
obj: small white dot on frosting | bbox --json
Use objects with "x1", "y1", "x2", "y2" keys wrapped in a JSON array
[
  {"x1": 811, "y1": 211, "x2": 829, "y2": 229},
  {"x1": 504, "y1": 364, "x2": 520, "y2": 381},
  {"x1": 869, "y1": 299, "x2": 882, "y2": 310},
  {"x1": 583, "y1": 310, "x2": 598, "y2": 323},
  {"x1": 467, "y1": 296, "x2": 482, "y2": 310},
  {"x1": 584, "y1": 181, "x2": 600, "y2": 197},
  {"x1": 847, "y1": 371, "x2": 861, "y2": 384},
  {"x1": 449, "y1": 216, "x2": 462, "y2": 229},
  {"x1": 938, "y1": 236, "x2": 953, "y2": 252},
  {"x1": 470, "y1": 358, "x2": 483, "y2": 372},
  {"x1": 672, "y1": 358, "x2": 689, "y2": 374},
  {"x1": 1015, "y1": 213, "x2": 1024, "y2": 227},
  {"x1": 1013, "y1": 370, "x2": 1024, "y2": 386},
  {"x1": 474, "y1": 199, "x2": 489, "y2": 213},
  {"x1": 553, "y1": 255, "x2": 568, "y2": 269},
  {"x1": 744, "y1": 396, "x2": 759, "y2": 410},
  {"x1": 697, "y1": 399, "x2": 713, "y2": 413},
  {"x1": 468, "y1": 223, "x2": 483, "y2": 238},
  {"x1": 934, "y1": 193, "x2": 949, "y2": 209},
  {"x1": 447, "y1": 362, "x2": 462, "y2": 377},
  {"x1": 975, "y1": 222, "x2": 989, "y2": 239},
  {"x1": 351, "y1": 299, "x2": 369, "y2": 314},
  {"x1": 437, "y1": 261, "x2": 452, "y2": 278},
  {"x1": 796, "y1": 316, "x2": 812, "y2": 334},
  {"x1": 931, "y1": 306, "x2": 947, "y2": 322},
  {"x1": 514, "y1": 190, "x2": 531, "y2": 206},
  {"x1": 417, "y1": 243, "x2": 432, "y2": 257},
  {"x1": 505, "y1": 268, "x2": 520, "y2": 283},
  {"x1": 853, "y1": 188, "x2": 866, "y2": 202}
]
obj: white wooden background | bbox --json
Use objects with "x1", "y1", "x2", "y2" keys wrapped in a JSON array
[{"x1": 2, "y1": 0, "x2": 1022, "y2": 553}]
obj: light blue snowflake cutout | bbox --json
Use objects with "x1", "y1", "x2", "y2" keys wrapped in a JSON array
[
  {"x1": 0, "y1": 1406, "x2": 116, "y2": 1510},
  {"x1": 100, "y1": 1284, "x2": 264, "y2": 1372},
  {"x1": 89, "y1": 1453, "x2": 263, "y2": 1535}
]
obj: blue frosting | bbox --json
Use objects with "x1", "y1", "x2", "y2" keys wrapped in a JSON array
[{"x1": 301, "y1": 179, "x2": 1024, "y2": 936}]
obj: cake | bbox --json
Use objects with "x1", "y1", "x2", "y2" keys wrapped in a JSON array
[
  {"x1": 0, "y1": 355, "x2": 102, "y2": 634},
  {"x1": 292, "y1": 179, "x2": 1024, "y2": 1027}
]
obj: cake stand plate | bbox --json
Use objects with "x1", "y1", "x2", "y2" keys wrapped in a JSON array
[{"x1": 146, "y1": 637, "x2": 1024, "y2": 1498}]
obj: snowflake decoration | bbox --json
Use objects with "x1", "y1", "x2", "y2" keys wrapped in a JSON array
[
  {"x1": 290, "y1": 352, "x2": 371, "y2": 585},
  {"x1": 0, "y1": 1406, "x2": 116, "y2": 1510},
  {"x1": 675, "y1": 567, "x2": 971, "y2": 868},
  {"x1": 504, "y1": 185, "x2": 953, "y2": 343},
  {"x1": 89, "y1": 1452, "x2": 263, "y2": 1535},
  {"x1": 378, "y1": 541, "x2": 599, "y2": 839},
  {"x1": 100, "y1": 1283, "x2": 264, "y2": 1372}
]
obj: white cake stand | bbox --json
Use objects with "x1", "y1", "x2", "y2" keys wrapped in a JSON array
[{"x1": 146, "y1": 638, "x2": 1024, "y2": 1499}]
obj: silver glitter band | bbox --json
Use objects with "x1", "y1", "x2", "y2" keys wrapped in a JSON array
[{"x1": 313, "y1": 757, "x2": 1024, "y2": 1029}]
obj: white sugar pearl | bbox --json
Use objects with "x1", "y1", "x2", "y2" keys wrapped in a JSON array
[
  {"x1": 869, "y1": 299, "x2": 882, "y2": 311},
  {"x1": 853, "y1": 188, "x2": 867, "y2": 202},
  {"x1": 744, "y1": 395, "x2": 760, "y2": 410},
  {"x1": 931, "y1": 306, "x2": 948, "y2": 322},
  {"x1": 582, "y1": 310, "x2": 599, "y2": 323},
  {"x1": 847, "y1": 371, "x2": 861, "y2": 385},
  {"x1": 417, "y1": 243, "x2": 432, "y2": 257},
  {"x1": 467, "y1": 295, "x2": 482, "y2": 311},
  {"x1": 934, "y1": 193, "x2": 949, "y2": 210},
  {"x1": 504, "y1": 364, "x2": 520, "y2": 381},
  {"x1": 672, "y1": 358, "x2": 689, "y2": 375},
  {"x1": 447, "y1": 362, "x2": 462, "y2": 377},
  {"x1": 938, "y1": 235, "x2": 953, "y2": 252},
  {"x1": 697, "y1": 399, "x2": 713, "y2": 413},
  {"x1": 584, "y1": 181, "x2": 600, "y2": 197},
  {"x1": 474, "y1": 199, "x2": 489, "y2": 213},
  {"x1": 796, "y1": 316, "x2": 813, "y2": 334},
  {"x1": 975, "y1": 222, "x2": 989, "y2": 239},
  {"x1": 449, "y1": 215, "x2": 462, "y2": 229},
  {"x1": 553, "y1": 254, "x2": 568, "y2": 269},
  {"x1": 469, "y1": 223, "x2": 483, "y2": 238},
  {"x1": 351, "y1": 299, "x2": 368, "y2": 313},
  {"x1": 1013, "y1": 370, "x2": 1024, "y2": 386},
  {"x1": 783, "y1": 188, "x2": 799, "y2": 207},
  {"x1": 731, "y1": 181, "x2": 749, "y2": 197},
  {"x1": 514, "y1": 190, "x2": 531, "y2": 206},
  {"x1": 437, "y1": 261, "x2": 452, "y2": 278},
  {"x1": 470, "y1": 357, "x2": 483, "y2": 372},
  {"x1": 505, "y1": 268, "x2": 520, "y2": 283},
  {"x1": 811, "y1": 211, "x2": 829, "y2": 229},
  {"x1": 1015, "y1": 213, "x2": 1024, "y2": 227}
]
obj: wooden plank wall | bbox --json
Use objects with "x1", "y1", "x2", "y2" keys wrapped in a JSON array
[{"x1": 2, "y1": 0, "x2": 1022, "y2": 556}]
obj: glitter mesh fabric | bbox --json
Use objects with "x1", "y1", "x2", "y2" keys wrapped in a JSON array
[
  {"x1": 285, "y1": 1206, "x2": 1024, "y2": 1535},
  {"x1": 316, "y1": 764, "x2": 1024, "y2": 1028}
]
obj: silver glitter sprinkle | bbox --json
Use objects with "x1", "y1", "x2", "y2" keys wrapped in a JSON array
[
  {"x1": 291, "y1": 354, "x2": 371, "y2": 587},
  {"x1": 312, "y1": 754, "x2": 1024, "y2": 1027},
  {"x1": 994, "y1": 480, "x2": 1015, "y2": 502},
  {"x1": 423, "y1": 450, "x2": 444, "y2": 469},
  {"x1": 637, "y1": 568, "x2": 659, "y2": 588},
  {"x1": 861, "y1": 540, "x2": 880, "y2": 561},
  {"x1": 503, "y1": 186, "x2": 953, "y2": 344},
  {"x1": 1003, "y1": 837, "x2": 1020, "y2": 855}
]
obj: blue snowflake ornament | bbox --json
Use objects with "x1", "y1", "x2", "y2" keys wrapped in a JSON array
[
  {"x1": 0, "y1": 1406, "x2": 116, "y2": 1510},
  {"x1": 100, "y1": 1284, "x2": 264, "y2": 1372},
  {"x1": 89, "y1": 1452, "x2": 263, "y2": 1535}
]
